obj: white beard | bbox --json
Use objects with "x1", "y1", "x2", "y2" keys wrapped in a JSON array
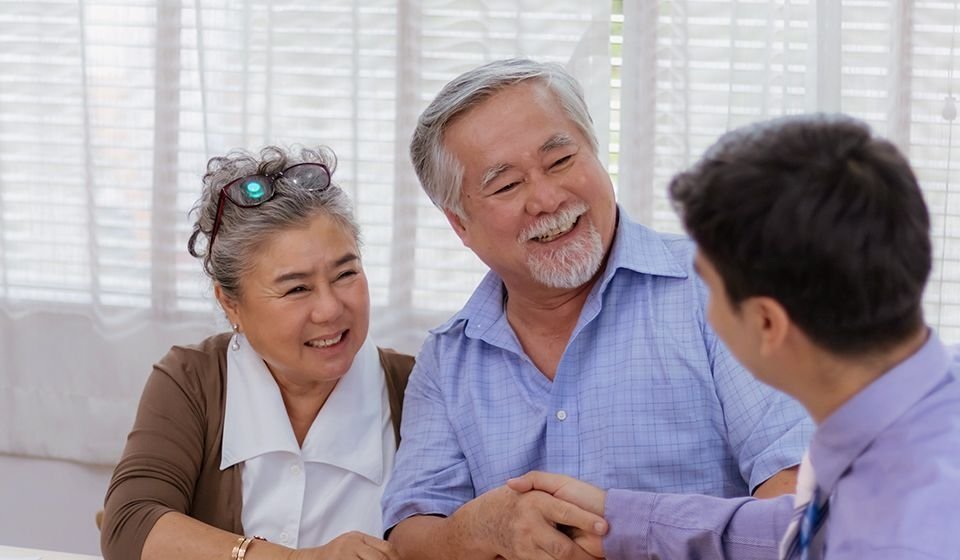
[{"x1": 524, "y1": 218, "x2": 604, "y2": 289}]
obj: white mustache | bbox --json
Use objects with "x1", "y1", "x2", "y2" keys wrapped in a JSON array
[{"x1": 518, "y1": 202, "x2": 588, "y2": 242}]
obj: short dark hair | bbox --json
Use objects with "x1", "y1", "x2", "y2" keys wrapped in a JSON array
[{"x1": 669, "y1": 114, "x2": 931, "y2": 356}]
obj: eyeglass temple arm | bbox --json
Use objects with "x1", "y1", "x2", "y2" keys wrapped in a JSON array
[{"x1": 208, "y1": 187, "x2": 231, "y2": 253}]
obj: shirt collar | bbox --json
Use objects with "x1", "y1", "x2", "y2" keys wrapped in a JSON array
[
  {"x1": 221, "y1": 335, "x2": 387, "y2": 484},
  {"x1": 809, "y1": 330, "x2": 950, "y2": 495},
  {"x1": 432, "y1": 206, "x2": 688, "y2": 342},
  {"x1": 602, "y1": 207, "x2": 689, "y2": 281}
]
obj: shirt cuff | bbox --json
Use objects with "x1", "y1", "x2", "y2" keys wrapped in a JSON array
[
  {"x1": 603, "y1": 488, "x2": 657, "y2": 560},
  {"x1": 382, "y1": 499, "x2": 461, "y2": 538}
]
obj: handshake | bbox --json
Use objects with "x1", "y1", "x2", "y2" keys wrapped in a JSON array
[{"x1": 454, "y1": 472, "x2": 611, "y2": 560}]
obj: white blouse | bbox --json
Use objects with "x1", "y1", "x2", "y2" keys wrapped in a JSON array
[{"x1": 220, "y1": 335, "x2": 395, "y2": 548}]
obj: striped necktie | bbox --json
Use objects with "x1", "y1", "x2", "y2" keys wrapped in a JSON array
[
  {"x1": 779, "y1": 453, "x2": 829, "y2": 559},
  {"x1": 798, "y1": 487, "x2": 828, "y2": 560}
]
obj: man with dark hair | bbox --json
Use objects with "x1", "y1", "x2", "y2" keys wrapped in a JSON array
[{"x1": 510, "y1": 114, "x2": 960, "y2": 559}]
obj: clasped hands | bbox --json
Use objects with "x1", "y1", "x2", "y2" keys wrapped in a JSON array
[{"x1": 459, "y1": 472, "x2": 610, "y2": 560}]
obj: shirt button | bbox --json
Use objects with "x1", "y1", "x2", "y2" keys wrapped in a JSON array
[
  {"x1": 280, "y1": 532, "x2": 290, "y2": 543},
  {"x1": 290, "y1": 464, "x2": 301, "y2": 475},
  {"x1": 556, "y1": 409, "x2": 567, "y2": 421}
]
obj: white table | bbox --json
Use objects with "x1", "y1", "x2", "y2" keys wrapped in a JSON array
[{"x1": 0, "y1": 546, "x2": 101, "y2": 560}]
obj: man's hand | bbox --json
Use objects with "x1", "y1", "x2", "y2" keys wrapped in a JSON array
[
  {"x1": 451, "y1": 484, "x2": 608, "y2": 560},
  {"x1": 506, "y1": 472, "x2": 609, "y2": 559}
]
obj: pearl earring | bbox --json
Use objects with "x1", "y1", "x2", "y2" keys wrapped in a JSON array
[{"x1": 231, "y1": 324, "x2": 240, "y2": 351}]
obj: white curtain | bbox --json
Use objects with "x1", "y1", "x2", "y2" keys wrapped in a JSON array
[
  {"x1": 2, "y1": 0, "x2": 958, "y2": 466},
  {"x1": 0, "y1": 0, "x2": 611, "y2": 465},
  {"x1": 614, "y1": 0, "x2": 960, "y2": 338}
]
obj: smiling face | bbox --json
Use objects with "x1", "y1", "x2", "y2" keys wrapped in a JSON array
[
  {"x1": 217, "y1": 211, "x2": 370, "y2": 390},
  {"x1": 442, "y1": 81, "x2": 618, "y2": 293}
]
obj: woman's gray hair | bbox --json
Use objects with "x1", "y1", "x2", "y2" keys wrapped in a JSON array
[
  {"x1": 410, "y1": 58, "x2": 599, "y2": 217},
  {"x1": 187, "y1": 145, "x2": 361, "y2": 300}
]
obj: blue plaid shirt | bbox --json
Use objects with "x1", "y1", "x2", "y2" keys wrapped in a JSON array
[{"x1": 382, "y1": 211, "x2": 812, "y2": 530}]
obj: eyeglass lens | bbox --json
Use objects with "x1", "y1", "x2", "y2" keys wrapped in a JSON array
[
  {"x1": 227, "y1": 176, "x2": 273, "y2": 206},
  {"x1": 283, "y1": 163, "x2": 331, "y2": 189},
  {"x1": 224, "y1": 163, "x2": 330, "y2": 207}
]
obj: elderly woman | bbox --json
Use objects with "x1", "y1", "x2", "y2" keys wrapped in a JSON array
[{"x1": 101, "y1": 146, "x2": 408, "y2": 560}]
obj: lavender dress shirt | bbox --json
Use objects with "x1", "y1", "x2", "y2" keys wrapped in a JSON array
[{"x1": 603, "y1": 332, "x2": 960, "y2": 560}]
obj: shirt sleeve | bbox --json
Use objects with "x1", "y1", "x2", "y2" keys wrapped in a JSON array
[
  {"x1": 825, "y1": 548, "x2": 953, "y2": 560},
  {"x1": 603, "y1": 489, "x2": 793, "y2": 560},
  {"x1": 100, "y1": 347, "x2": 209, "y2": 560},
  {"x1": 694, "y1": 274, "x2": 813, "y2": 491},
  {"x1": 380, "y1": 334, "x2": 476, "y2": 534},
  {"x1": 708, "y1": 328, "x2": 813, "y2": 491}
]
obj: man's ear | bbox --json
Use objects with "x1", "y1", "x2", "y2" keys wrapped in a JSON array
[
  {"x1": 750, "y1": 296, "x2": 790, "y2": 357},
  {"x1": 214, "y1": 283, "x2": 241, "y2": 328},
  {"x1": 443, "y1": 208, "x2": 469, "y2": 245}
]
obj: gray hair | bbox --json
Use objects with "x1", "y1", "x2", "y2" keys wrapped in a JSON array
[
  {"x1": 410, "y1": 58, "x2": 599, "y2": 217},
  {"x1": 187, "y1": 145, "x2": 361, "y2": 300}
]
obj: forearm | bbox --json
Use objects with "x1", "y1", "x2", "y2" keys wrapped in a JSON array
[
  {"x1": 388, "y1": 515, "x2": 497, "y2": 560},
  {"x1": 603, "y1": 490, "x2": 793, "y2": 560},
  {"x1": 753, "y1": 466, "x2": 799, "y2": 498},
  {"x1": 142, "y1": 512, "x2": 294, "y2": 560}
]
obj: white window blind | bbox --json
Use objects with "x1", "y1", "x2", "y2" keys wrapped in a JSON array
[
  {"x1": 0, "y1": 0, "x2": 611, "y2": 465},
  {"x1": 3, "y1": 0, "x2": 957, "y2": 466},
  {"x1": 613, "y1": 0, "x2": 960, "y2": 341},
  {"x1": 1, "y1": 0, "x2": 158, "y2": 311},
  {"x1": 1, "y1": 0, "x2": 609, "y2": 325}
]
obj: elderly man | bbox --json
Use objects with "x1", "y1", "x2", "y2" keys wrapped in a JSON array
[
  {"x1": 508, "y1": 114, "x2": 960, "y2": 559},
  {"x1": 381, "y1": 58, "x2": 811, "y2": 560}
]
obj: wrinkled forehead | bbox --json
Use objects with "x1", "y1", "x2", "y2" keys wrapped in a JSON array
[{"x1": 445, "y1": 84, "x2": 581, "y2": 157}]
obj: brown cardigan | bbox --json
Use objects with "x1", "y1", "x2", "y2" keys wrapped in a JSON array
[{"x1": 100, "y1": 332, "x2": 413, "y2": 560}]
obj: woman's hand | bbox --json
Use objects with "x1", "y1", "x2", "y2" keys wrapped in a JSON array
[{"x1": 293, "y1": 531, "x2": 400, "y2": 560}]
